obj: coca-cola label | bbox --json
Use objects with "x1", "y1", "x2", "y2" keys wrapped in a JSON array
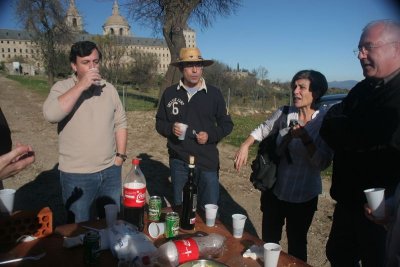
[
  {"x1": 174, "y1": 238, "x2": 199, "y2": 264},
  {"x1": 123, "y1": 182, "x2": 146, "y2": 207}
]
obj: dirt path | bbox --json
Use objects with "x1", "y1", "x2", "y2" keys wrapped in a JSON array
[{"x1": 0, "y1": 75, "x2": 334, "y2": 266}]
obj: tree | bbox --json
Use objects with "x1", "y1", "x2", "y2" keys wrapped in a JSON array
[
  {"x1": 126, "y1": 51, "x2": 159, "y2": 90},
  {"x1": 16, "y1": 0, "x2": 73, "y2": 85},
  {"x1": 124, "y1": 0, "x2": 241, "y2": 103}
]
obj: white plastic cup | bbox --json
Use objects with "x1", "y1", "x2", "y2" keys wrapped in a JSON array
[
  {"x1": 205, "y1": 204, "x2": 218, "y2": 227},
  {"x1": 148, "y1": 222, "x2": 166, "y2": 238},
  {"x1": 104, "y1": 204, "x2": 118, "y2": 227},
  {"x1": 364, "y1": 188, "x2": 385, "y2": 218},
  {"x1": 178, "y1": 123, "x2": 188, "y2": 140},
  {"x1": 0, "y1": 189, "x2": 16, "y2": 214},
  {"x1": 263, "y1": 243, "x2": 282, "y2": 267},
  {"x1": 232, "y1": 213, "x2": 247, "y2": 238}
]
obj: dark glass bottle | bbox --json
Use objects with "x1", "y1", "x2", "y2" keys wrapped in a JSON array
[{"x1": 180, "y1": 156, "x2": 198, "y2": 230}]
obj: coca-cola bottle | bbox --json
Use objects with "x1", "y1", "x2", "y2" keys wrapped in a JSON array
[
  {"x1": 123, "y1": 158, "x2": 146, "y2": 231},
  {"x1": 157, "y1": 233, "x2": 226, "y2": 266},
  {"x1": 180, "y1": 156, "x2": 197, "y2": 230}
]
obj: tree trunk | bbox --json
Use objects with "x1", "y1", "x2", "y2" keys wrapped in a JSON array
[{"x1": 156, "y1": 0, "x2": 201, "y2": 107}]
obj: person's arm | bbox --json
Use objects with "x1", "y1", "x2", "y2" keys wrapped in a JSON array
[
  {"x1": 155, "y1": 90, "x2": 174, "y2": 138},
  {"x1": 206, "y1": 90, "x2": 233, "y2": 144},
  {"x1": 0, "y1": 145, "x2": 35, "y2": 180},
  {"x1": 234, "y1": 135, "x2": 256, "y2": 172},
  {"x1": 114, "y1": 128, "x2": 127, "y2": 166},
  {"x1": 58, "y1": 69, "x2": 100, "y2": 114}
]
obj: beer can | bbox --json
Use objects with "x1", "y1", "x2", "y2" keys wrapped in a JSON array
[
  {"x1": 165, "y1": 211, "x2": 179, "y2": 238},
  {"x1": 148, "y1": 196, "x2": 162, "y2": 221},
  {"x1": 83, "y1": 230, "x2": 100, "y2": 265}
]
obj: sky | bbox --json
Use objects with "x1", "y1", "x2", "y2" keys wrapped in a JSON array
[{"x1": 0, "y1": 0, "x2": 399, "y2": 82}]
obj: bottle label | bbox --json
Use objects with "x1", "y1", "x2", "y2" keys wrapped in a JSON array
[
  {"x1": 123, "y1": 182, "x2": 146, "y2": 207},
  {"x1": 174, "y1": 238, "x2": 199, "y2": 264}
]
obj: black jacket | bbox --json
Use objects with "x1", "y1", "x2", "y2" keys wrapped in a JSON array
[
  {"x1": 156, "y1": 83, "x2": 233, "y2": 171},
  {"x1": 320, "y1": 73, "x2": 400, "y2": 209}
]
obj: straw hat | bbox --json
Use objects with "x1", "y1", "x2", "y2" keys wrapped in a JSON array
[{"x1": 170, "y1": 47, "x2": 214, "y2": 67}]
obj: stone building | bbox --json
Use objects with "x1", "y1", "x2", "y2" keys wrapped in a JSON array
[{"x1": 0, "y1": 0, "x2": 196, "y2": 75}]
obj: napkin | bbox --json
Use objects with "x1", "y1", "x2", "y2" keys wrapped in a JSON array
[{"x1": 243, "y1": 245, "x2": 264, "y2": 261}]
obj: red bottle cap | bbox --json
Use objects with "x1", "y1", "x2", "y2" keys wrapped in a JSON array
[{"x1": 132, "y1": 158, "x2": 140, "y2": 165}]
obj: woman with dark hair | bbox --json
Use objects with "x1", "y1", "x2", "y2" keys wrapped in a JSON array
[{"x1": 234, "y1": 70, "x2": 333, "y2": 262}]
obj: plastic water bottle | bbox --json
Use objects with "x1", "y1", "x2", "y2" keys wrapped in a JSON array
[
  {"x1": 157, "y1": 233, "x2": 226, "y2": 266},
  {"x1": 123, "y1": 158, "x2": 146, "y2": 231}
]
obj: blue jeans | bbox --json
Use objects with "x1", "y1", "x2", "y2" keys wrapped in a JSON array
[
  {"x1": 60, "y1": 164, "x2": 121, "y2": 223},
  {"x1": 169, "y1": 158, "x2": 219, "y2": 209}
]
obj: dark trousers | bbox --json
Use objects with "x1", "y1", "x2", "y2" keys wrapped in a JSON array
[
  {"x1": 261, "y1": 189, "x2": 318, "y2": 262},
  {"x1": 326, "y1": 202, "x2": 386, "y2": 267}
]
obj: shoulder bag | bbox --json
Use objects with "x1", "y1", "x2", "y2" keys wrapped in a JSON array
[{"x1": 249, "y1": 106, "x2": 289, "y2": 191}]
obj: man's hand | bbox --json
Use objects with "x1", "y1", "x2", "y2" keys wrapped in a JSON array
[
  {"x1": 76, "y1": 68, "x2": 102, "y2": 91},
  {"x1": 0, "y1": 144, "x2": 35, "y2": 180},
  {"x1": 173, "y1": 122, "x2": 184, "y2": 137},
  {"x1": 196, "y1": 131, "x2": 208, "y2": 144}
]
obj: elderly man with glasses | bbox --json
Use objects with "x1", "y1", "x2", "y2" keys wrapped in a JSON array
[
  {"x1": 320, "y1": 19, "x2": 400, "y2": 266},
  {"x1": 156, "y1": 47, "x2": 233, "y2": 211}
]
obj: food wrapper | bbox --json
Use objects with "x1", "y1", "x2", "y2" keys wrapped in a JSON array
[{"x1": 242, "y1": 245, "x2": 264, "y2": 261}]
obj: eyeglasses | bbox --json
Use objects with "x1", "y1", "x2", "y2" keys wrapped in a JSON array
[
  {"x1": 353, "y1": 42, "x2": 399, "y2": 56},
  {"x1": 183, "y1": 63, "x2": 204, "y2": 69}
]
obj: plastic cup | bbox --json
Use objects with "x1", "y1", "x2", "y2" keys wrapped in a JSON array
[
  {"x1": 263, "y1": 243, "x2": 281, "y2": 267},
  {"x1": 178, "y1": 123, "x2": 188, "y2": 140},
  {"x1": 0, "y1": 189, "x2": 16, "y2": 215},
  {"x1": 148, "y1": 222, "x2": 166, "y2": 238},
  {"x1": 232, "y1": 213, "x2": 247, "y2": 238},
  {"x1": 364, "y1": 188, "x2": 385, "y2": 218},
  {"x1": 104, "y1": 204, "x2": 118, "y2": 227},
  {"x1": 205, "y1": 204, "x2": 218, "y2": 227}
]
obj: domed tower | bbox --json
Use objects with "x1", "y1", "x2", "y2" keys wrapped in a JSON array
[
  {"x1": 65, "y1": 0, "x2": 84, "y2": 33},
  {"x1": 103, "y1": 0, "x2": 131, "y2": 36}
]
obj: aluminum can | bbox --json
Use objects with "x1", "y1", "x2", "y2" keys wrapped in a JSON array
[
  {"x1": 83, "y1": 230, "x2": 100, "y2": 265},
  {"x1": 148, "y1": 195, "x2": 162, "y2": 221},
  {"x1": 165, "y1": 211, "x2": 180, "y2": 238}
]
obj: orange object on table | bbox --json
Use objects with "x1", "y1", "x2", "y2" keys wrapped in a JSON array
[{"x1": 0, "y1": 207, "x2": 53, "y2": 244}]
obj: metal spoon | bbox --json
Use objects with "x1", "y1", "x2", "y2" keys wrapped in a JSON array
[{"x1": 0, "y1": 252, "x2": 46, "y2": 265}]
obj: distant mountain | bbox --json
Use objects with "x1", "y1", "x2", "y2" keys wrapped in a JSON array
[{"x1": 328, "y1": 80, "x2": 358, "y2": 90}]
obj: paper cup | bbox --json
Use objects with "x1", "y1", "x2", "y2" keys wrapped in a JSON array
[
  {"x1": 263, "y1": 243, "x2": 281, "y2": 267},
  {"x1": 178, "y1": 123, "x2": 188, "y2": 140},
  {"x1": 232, "y1": 214, "x2": 247, "y2": 238},
  {"x1": 104, "y1": 204, "x2": 118, "y2": 227},
  {"x1": 148, "y1": 222, "x2": 166, "y2": 238},
  {"x1": 364, "y1": 188, "x2": 385, "y2": 218},
  {"x1": 205, "y1": 204, "x2": 218, "y2": 227},
  {"x1": 0, "y1": 189, "x2": 16, "y2": 214}
]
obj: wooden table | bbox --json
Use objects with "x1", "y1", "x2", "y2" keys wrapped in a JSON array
[{"x1": 0, "y1": 212, "x2": 311, "y2": 266}]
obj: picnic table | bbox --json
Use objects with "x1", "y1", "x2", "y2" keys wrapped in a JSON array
[{"x1": 0, "y1": 208, "x2": 311, "y2": 266}]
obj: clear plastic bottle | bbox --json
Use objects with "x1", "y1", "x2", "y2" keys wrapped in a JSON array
[
  {"x1": 157, "y1": 233, "x2": 226, "y2": 266},
  {"x1": 123, "y1": 158, "x2": 146, "y2": 231}
]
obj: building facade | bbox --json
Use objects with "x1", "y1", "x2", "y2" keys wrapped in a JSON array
[{"x1": 0, "y1": 0, "x2": 196, "y2": 75}]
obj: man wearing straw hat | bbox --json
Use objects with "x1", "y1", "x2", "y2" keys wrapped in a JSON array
[{"x1": 156, "y1": 47, "x2": 233, "y2": 210}]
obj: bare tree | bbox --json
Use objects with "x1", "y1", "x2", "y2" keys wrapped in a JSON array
[
  {"x1": 123, "y1": 0, "x2": 241, "y2": 102},
  {"x1": 16, "y1": 0, "x2": 73, "y2": 85}
]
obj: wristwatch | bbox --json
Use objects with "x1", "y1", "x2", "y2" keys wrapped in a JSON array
[{"x1": 116, "y1": 152, "x2": 127, "y2": 162}]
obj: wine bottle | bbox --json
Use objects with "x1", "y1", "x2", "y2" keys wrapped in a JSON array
[{"x1": 180, "y1": 156, "x2": 197, "y2": 230}]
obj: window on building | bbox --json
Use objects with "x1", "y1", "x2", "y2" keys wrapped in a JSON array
[
  {"x1": 20, "y1": 49, "x2": 22, "y2": 53},
  {"x1": 110, "y1": 28, "x2": 114, "y2": 35},
  {"x1": 119, "y1": 28, "x2": 123, "y2": 35},
  {"x1": 73, "y1": 18, "x2": 77, "y2": 27},
  {"x1": 8, "y1": 48, "x2": 10, "y2": 52}
]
